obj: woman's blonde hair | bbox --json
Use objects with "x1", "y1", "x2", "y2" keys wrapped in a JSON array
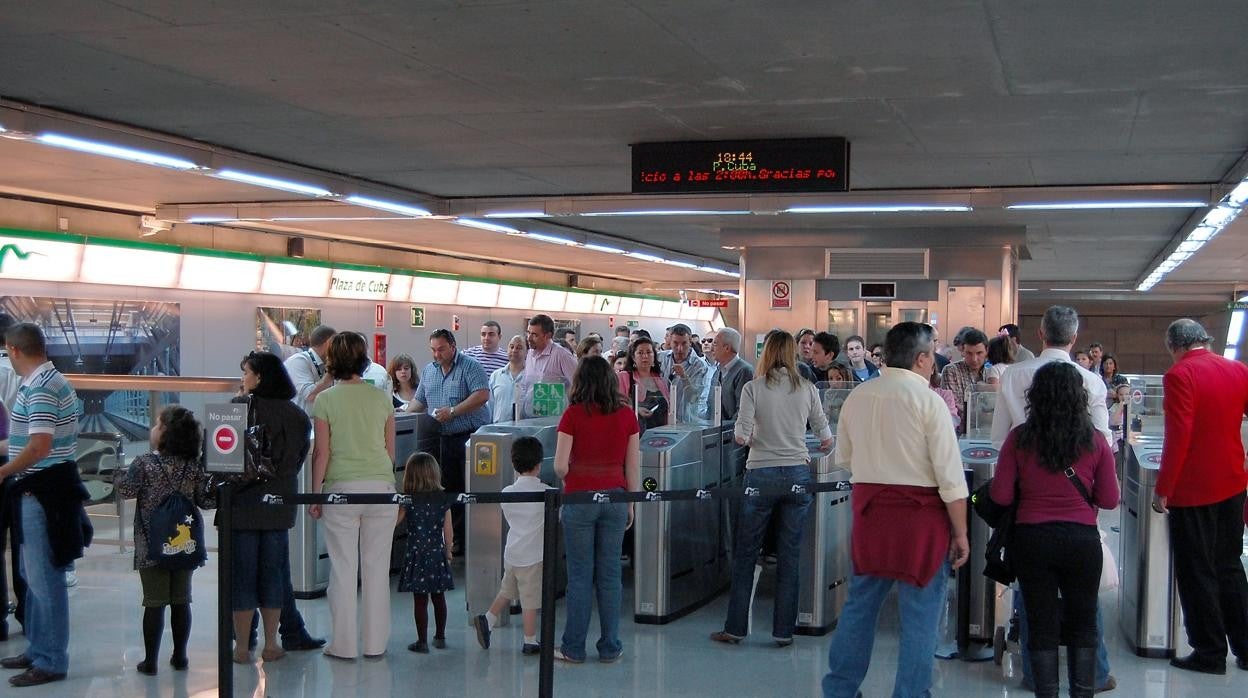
[
  {"x1": 756, "y1": 330, "x2": 803, "y2": 392},
  {"x1": 402, "y1": 451, "x2": 442, "y2": 494}
]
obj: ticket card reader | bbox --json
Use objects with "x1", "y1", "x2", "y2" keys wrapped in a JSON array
[
  {"x1": 464, "y1": 417, "x2": 562, "y2": 622},
  {"x1": 634, "y1": 425, "x2": 730, "y2": 623},
  {"x1": 1120, "y1": 437, "x2": 1188, "y2": 657},
  {"x1": 796, "y1": 435, "x2": 852, "y2": 635}
]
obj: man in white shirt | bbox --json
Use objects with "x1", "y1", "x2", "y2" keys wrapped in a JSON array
[
  {"x1": 988, "y1": 305, "x2": 1116, "y2": 693},
  {"x1": 658, "y1": 324, "x2": 710, "y2": 423},
  {"x1": 283, "y1": 325, "x2": 336, "y2": 414},
  {"x1": 465, "y1": 321, "x2": 509, "y2": 375},
  {"x1": 824, "y1": 321, "x2": 969, "y2": 698},
  {"x1": 991, "y1": 306, "x2": 1111, "y2": 449}
]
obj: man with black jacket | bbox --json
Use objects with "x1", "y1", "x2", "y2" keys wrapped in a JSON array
[{"x1": 0, "y1": 322, "x2": 87, "y2": 687}]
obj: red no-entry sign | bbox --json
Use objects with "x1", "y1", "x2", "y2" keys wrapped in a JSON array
[{"x1": 212, "y1": 424, "x2": 239, "y2": 455}]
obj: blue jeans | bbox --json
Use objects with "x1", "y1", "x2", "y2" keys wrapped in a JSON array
[
  {"x1": 559, "y1": 497, "x2": 628, "y2": 662},
  {"x1": 1016, "y1": 595, "x2": 1111, "y2": 687},
  {"x1": 723, "y1": 465, "x2": 813, "y2": 639},
  {"x1": 823, "y1": 560, "x2": 951, "y2": 698},
  {"x1": 19, "y1": 496, "x2": 71, "y2": 674}
]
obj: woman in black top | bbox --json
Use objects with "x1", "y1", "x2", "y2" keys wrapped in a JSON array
[{"x1": 228, "y1": 352, "x2": 311, "y2": 664}]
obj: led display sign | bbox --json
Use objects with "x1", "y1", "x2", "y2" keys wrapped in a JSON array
[{"x1": 631, "y1": 138, "x2": 849, "y2": 194}]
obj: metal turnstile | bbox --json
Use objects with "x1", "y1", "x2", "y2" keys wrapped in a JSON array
[
  {"x1": 959, "y1": 439, "x2": 1000, "y2": 649},
  {"x1": 1120, "y1": 437, "x2": 1188, "y2": 657},
  {"x1": 464, "y1": 417, "x2": 563, "y2": 623},
  {"x1": 634, "y1": 424, "x2": 730, "y2": 623},
  {"x1": 290, "y1": 411, "x2": 426, "y2": 597},
  {"x1": 795, "y1": 436, "x2": 851, "y2": 635}
]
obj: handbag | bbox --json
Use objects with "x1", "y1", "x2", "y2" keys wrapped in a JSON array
[
  {"x1": 224, "y1": 395, "x2": 279, "y2": 484},
  {"x1": 973, "y1": 477, "x2": 1020, "y2": 585}
]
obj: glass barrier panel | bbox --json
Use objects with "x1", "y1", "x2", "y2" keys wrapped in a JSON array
[
  {"x1": 517, "y1": 374, "x2": 570, "y2": 419},
  {"x1": 965, "y1": 385, "x2": 997, "y2": 441},
  {"x1": 816, "y1": 383, "x2": 856, "y2": 434},
  {"x1": 669, "y1": 380, "x2": 715, "y2": 427}
]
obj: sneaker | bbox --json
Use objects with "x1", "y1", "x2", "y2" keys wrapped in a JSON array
[
  {"x1": 1096, "y1": 674, "x2": 1118, "y2": 692},
  {"x1": 553, "y1": 648, "x2": 583, "y2": 664},
  {"x1": 64, "y1": 571, "x2": 78, "y2": 588},
  {"x1": 709, "y1": 631, "x2": 743, "y2": 645},
  {"x1": 522, "y1": 643, "x2": 541, "y2": 656},
  {"x1": 472, "y1": 614, "x2": 492, "y2": 649},
  {"x1": 599, "y1": 651, "x2": 623, "y2": 664},
  {"x1": 773, "y1": 637, "x2": 794, "y2": 648}
]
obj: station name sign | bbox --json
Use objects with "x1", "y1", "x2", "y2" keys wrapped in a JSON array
[{"x1": 631, "y1": 137, "x2": 849, "y2": 195}]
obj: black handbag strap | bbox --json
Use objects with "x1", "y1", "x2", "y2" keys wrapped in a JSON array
[{"x1": 1062, "y1": 466, "x2": 1095, "y2": 508}]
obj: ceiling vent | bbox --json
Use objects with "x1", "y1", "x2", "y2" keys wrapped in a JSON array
[{"x1": 825, "y1": 248, "x2": 928, "y2": 279}]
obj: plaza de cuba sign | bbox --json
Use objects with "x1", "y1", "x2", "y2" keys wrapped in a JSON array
[{"x1": 204, "y1": 402, "x2": 247, "y2": 474}]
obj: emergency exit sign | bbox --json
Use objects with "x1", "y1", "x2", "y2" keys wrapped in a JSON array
[{"x1": 410, "y1": 306, "x2": 425, "y2": 327}]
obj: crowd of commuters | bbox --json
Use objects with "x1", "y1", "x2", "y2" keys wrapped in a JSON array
[{"x1": 1, "y1": 307, "x2": 1245, "y2": 695}]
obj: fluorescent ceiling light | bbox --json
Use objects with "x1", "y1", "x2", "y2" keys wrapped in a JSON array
[
  {"x1": 1187, "y1": 225, "x2": 1218, "y2": 242},
  {"x1": 1228, "y1": 182, "x2": 1248, "y2": 207},
  {"x1": 1017, "y1": 288, "x2": 1039, "y2": 292},
  {"x1": 453, "y1": 218, "x2": 522, "y2": 235},
  {"x1": 344, "y1": 195, "x2": 431, "y2": 217},
  {"x1": 1006, "y1": 201, "x2": 1206, "y2": 210},
  {"x1": 525, "y1": 232, "x2": 579, "y2": 246},
  {"x1": 186, "y1": 216, "x2": 238, "y2": 224},
  {"x1": 1226, "y1": 310, "x2": 1245, "y2": 349},
  {"x1": 37, "y1": 132, "x2": 200, "y2": 170},
  {"x1": 1049, "y1": 287, "x2": 1126, "y2": 292},
  {"x1": 583, "y1": 243, "x2": 626, "y2": 254},
  {"x1": 626, "y1": 251, "x2": 667, "y2": 263},
  {"x1": 1175, "y1": 240, "x2": 1205, "y2": 254},
  {"x1": 483, "y1": 211, "x2": 550, "y2": 218},
  {"x1": 215, "y1": 169, "x2": 335, "y2": 197},
  {"x1": 697, "y1": 266, "x2": 741, "y2": 278},
  {"x1": 495, "y1": 285, "x2": 536, "y2": 310},
  {"x1": 582, "y1": 209, "x2": 751, "y2": 217},
  {"x1": 662, "y1": 259, "x2": 701, "y2": 269},
  {"x1": 786, "y1": 204, "x2": 971, "y2": 213},
  {"x1": 618, "y1": 297, "x2": 644, "y2": 316},
  {"x1": 1202, "y1": 206, "x2": 1238, "y2": 228}
]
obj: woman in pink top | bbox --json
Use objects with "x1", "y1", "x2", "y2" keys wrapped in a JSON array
[
  {"x1": 615, "y1": 337, "x2": 669, "y2": 433},
  {"x1": 990, "y1": 362, "x2": 1118, "y2": 698}
]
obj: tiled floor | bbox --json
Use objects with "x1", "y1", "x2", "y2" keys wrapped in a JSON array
[{"x1": 2, "y1": 516, "x2": 1247, "y2": 696}]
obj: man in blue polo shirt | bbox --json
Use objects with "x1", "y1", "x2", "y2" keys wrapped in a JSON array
[
  {"x1": 0, "y1": 323, "x2": 86, "y2": 688},
  {"x1": 406, "y1": 329, "x2": 490, "y2": 553}
]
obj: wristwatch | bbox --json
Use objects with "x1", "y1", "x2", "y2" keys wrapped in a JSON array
[{"x1": 449, "y1": 405, "x2": 456, "y2": 416}]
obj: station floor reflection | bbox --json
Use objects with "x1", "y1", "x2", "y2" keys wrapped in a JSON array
[{"x1": 2, "y1": 508, "x2": 1246, "y2": 697}]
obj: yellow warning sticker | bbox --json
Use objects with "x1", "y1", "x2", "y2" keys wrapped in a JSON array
[{"x1": 474, "y1": 442, "x2": 497, "y2": 476}]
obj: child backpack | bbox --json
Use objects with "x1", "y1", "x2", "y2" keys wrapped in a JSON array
[{"x1": 147, "y1": 455, "x2": 207, "y2": 570}]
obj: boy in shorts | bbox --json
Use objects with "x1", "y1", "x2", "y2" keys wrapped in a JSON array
[{"x1": 471, "y1": 436, "x2": 552, "y2": 654}]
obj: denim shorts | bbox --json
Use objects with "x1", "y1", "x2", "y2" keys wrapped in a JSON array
[{"x1": 230, "y1": 529, "x2": 289, "y2": 611}]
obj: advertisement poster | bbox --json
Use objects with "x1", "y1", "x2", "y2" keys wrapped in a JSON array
[
  {"x1": 0, "y1": 296, "x2": 181, "y2": 500},
  {"x1": 256, "y1": 306, "x2": 322, "y2": 359}
]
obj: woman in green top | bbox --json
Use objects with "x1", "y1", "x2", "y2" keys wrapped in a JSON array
[{"x1": 308, "y1": 332, "x2": 397, "y2": 660}]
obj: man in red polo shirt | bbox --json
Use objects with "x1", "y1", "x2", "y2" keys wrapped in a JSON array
[{"x1": 1152, "y1": 318, "x2": 1248, "y2": 675}]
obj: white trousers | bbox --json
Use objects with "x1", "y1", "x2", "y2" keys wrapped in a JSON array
[{"x1": 320, "y1": 480, "x2": 397, "y2": 657}]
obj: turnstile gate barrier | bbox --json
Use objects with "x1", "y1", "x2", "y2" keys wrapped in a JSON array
[{"x1": 795, "y1": 435, "x2": 851, "y2": 635}]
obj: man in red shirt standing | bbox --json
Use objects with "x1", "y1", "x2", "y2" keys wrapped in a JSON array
[{"x1": 1153, "y1": 319, "x2": 1248, "y2": 674}]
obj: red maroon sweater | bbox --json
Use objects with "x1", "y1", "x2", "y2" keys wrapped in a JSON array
[{"x1": 851, "y1": 484, "x2": 949, "y2": 587}]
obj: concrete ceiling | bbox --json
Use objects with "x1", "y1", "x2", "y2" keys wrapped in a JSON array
[{"x1": 0, "y1": 0, "x2": 1246, "y2": 294}]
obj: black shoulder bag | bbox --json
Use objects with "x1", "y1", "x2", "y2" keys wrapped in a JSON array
[{"x1": 973, "y1": 474, "x2": 1020, "y2": 585}]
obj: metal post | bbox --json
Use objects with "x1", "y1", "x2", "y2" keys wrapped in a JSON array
[
  {"x1": 956, "y1": 470, "x2": 972, "y2": 656},
  {"x1": 217, "y1": 483, "x2": 233, "y2": 698},
  {"x1": 538, "y1": 489, "x2": 560, "y2": 698}
]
